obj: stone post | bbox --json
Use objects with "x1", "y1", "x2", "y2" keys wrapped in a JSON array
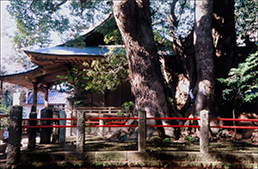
[
  {"x1": 59, "y1": 110, "x2": 66, "y2": 146},
  {"x1": 66, "y1": 110, "x2": 72, "y2": 137},
  {"x1": 138, "y1": 110, "x2": 146, "y2": 152},
  {"x1": 76, "y1": 110, "x2": 85, "y2": 153},
  {"x1": 200, "y1": 110, "x2": 209, "y2": 153},
  {"x1": 6, "y1": 106, "x2": 22, "y2": 167},
  {"x1": 99, "y1": 114, "x2": 104, "y2": 136},
  {"x1": 40, "y1": 108, "x2": 52, "y2": 144},
  {"x1": 28, "y1": 112, "x2": 37, "y2": 149},
  {"x1": 52, "y1": 110, "x2": 59, "y2": 143}
]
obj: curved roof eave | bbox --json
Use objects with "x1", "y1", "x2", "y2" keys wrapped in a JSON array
[{"x1": 0, "y1": 66, "x2": 41, "y2": 80}]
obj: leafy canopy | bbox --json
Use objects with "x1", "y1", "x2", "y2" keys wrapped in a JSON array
[{"x1": 218, "y1": 51, "x2": 258, "y2": 105}]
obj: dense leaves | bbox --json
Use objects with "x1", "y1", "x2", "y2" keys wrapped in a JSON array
[
  {"x1": 57, "y1": 65, "x2": 91, "y2": 106},
  {"x1": 218, "y1": 51, "x2": 258, "y2": 104},
  {"x1": 235, "y1": 0, "x2": 258, "y2": 41},
  {"x1": 84, "y1": 48, "x2": 128, "y2": 93}
]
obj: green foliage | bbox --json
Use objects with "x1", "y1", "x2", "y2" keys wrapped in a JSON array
[
  {"x1": 84, "y1": 48, "x2": 128, "y2": 93},
  {"x1": 235, "y1": 0, "x2": 258, "y2": 39},
  {"x1": 103, "y1": 29, "x2": 123, "y2": 45},
  {"x1": 64, "y1": 36, "x2": 86, "y2": 49},
  {"x1": 121, "y1": 101, "x2": 134, "y2": 111},
  {"x1": 7, "y1": 0, "x2": 111, "y2": 49},
  {"x1": 218, "y1": 51, "x2": 258, "y2": 105},
  {"x1": 57, "y1": 65, "x2": 91, "y2": 107},
  {"x1": 153, "y1": 30, "x2": 174, "y2": 52},
  {"x1": 7, "y1": 0, "x2": 70, "y2": 48},
  {"x1": 96, "y1": 16, "x2": 123, "y2": 45}
]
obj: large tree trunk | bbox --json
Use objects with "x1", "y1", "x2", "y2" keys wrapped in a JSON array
[
  {"x1": 194, "y1": 0, "x2": 215, "y2": 117},
  {"x1": 113, "y1": 0, "x2": 172, "y2": 139},
  {"x1": 212, "y1": 0, "x2": 238, "y2": 78}
]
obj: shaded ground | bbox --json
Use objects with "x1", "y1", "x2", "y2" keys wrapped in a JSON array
[
  {"x1": 61, "y1": 135, "x2": 258, "y2": 154},
  {"x1": 0, "y1": 135, "x2": 257, "y2": 169}
]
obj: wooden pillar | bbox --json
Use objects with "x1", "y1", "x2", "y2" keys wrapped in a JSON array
[
  {"x1": 76, "y1": 110, "x2": 85, "y2": 153},
  {"x1": 44, "y1": 89, "x2": 49, "y2": 108},
  {"x1": 0, "y1": 80, "x2": 3, "y2": 99},
  {"x1": 138, "y1": 110, "x2": 146, "y2": 152},
  {"x1": 32, "y1": 82, "x2": 38, "y2": 113},
  {"x1": 200, "y1": 110, "x2": 209, "y2": 153},
  {"x1": 6, "y1": 106, "x2": 22, "y2": 167}
]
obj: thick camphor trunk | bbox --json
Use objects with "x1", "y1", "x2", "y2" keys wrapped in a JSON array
[{"x1": 113, "y1": 0, "x2": 173, "y2": 138}]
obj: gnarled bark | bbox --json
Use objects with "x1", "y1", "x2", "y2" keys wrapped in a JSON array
[{"x1": 113, "y1": 0, "x2": 173, "y2": 139}]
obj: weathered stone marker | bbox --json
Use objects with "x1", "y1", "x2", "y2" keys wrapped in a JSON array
[
  {"x1": 40, "y1": 108, "x2": 52, "y2": 144},
  {"x1": 28, "y1": 112, "x2": 37, "y2": 149},
  {"x1": 200, "y1": 110, "x2": 209, "y2": 153},
  {"x1": 138, "y1": 110, "x2": 146, "y2": 152},
  {"x1": 76, "y1": 110, "x2": 85, "y2": 153},
  {"x1": 99, "y1": 114, "x2": 104, "y2": 136},
  {"x1": 6, "y1": 106, "x2": 22, "y2": 167},
  {"x1": 52, "y1": 110, "x2": 59, "y2": 143},
  {"x1": 59, "y1": 110, "x2": 66, "y2": 146},
  {"x1": 66, "y1": 110, "x2": 72, "y2": 137}
]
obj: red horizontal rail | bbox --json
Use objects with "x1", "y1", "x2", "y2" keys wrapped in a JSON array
[
  {"x1": 21, "y1": 124, "x2": 258, "y2": 130},
  {"x1": 86, "y1": 121, "x2": 99, "y2": 124},
  {"x1": 108, "y1": 121, "x2": 126, "y2": 124},
  {"x1": 147, "y1": 117, "x2": 200, "y2": 120},
  {"x1": 22, "y1": 117, "x2": 258, "y2": 122},
  {"x1": 210, "y1": 126, "x2": 258, "y2": 129},
  {"x1": 88, "y1": 117, "x2": 138, "y2": 120},
  {"x1": 210, "y1": 118, "x2": 258, "y2": 122},
  {"x1": 85, "y1": 124, "x2": 137, "y2": 128},
  {"x1": 147, "y1": 125, "x2": 200, "y2": 128}
]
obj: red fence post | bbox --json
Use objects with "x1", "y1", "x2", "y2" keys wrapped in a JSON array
[
  {"x1": 200, "y1": 110, "x2": 209, "y2": 153},
  {"x1": 138, "y1": 110, "x2": 146, "y2": 152}
]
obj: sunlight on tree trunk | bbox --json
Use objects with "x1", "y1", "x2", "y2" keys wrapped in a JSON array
[{"x1": 194, "y1": 0, "x2": 215, "y2": 117}]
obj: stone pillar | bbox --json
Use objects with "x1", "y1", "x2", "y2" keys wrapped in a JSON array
[
  {"x1": 52, "y1": 110, "x2": 59, "y2": 143},
  {"x1": 6, "y1": 106, "x2": 22, "y2": 167},
  {"x1": 66, "y1": 110, "x2": 72, "y2": 137},
  {"x1": 59, "y1": 110, "x2": 66, "y2": 146},
  {"x1": 40, "y1": 108, "x2": 52, "y2": 144},
  {"x1": 200, "y1": 110, "x2": 209, "y2": 153},
  {"x1": 76, "y1": 110, "x2": 85, "y2": 153},
  {"x1": 138, "y1": 110, "x2": 146, "y2": 152},
  {"x1": 28, "y1": 112, "x2": 37, "y2": 149}
]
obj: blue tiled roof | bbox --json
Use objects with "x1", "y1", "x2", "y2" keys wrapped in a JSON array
[
  {"x1": 25, "y1": 90, "x2": 69, "y2": 105},
  {"x1": 0, "y1": 66, "x2": 40, "y2": 77},
  {"x1": 31, "y1": 45, "x2": 125, "y2": 56}
]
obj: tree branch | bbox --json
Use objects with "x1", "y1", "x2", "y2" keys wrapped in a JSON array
[
  {"x1": 169, "y1": 0, "x2": 178, "y2": 27},
  {"x1": 176, "y1": 0, "x2": 186, "y2": 24},
  {"x1": 50, "y1": 0, "x2": 68, "y2": 12},
  {"x1": 29, "y1": 0, "x2": 35, "y2": 13}
]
